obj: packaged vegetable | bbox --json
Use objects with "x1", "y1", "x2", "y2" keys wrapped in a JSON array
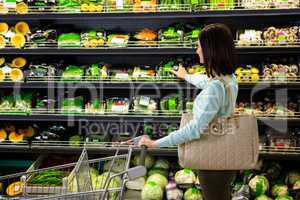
[
  {"x1": 271, "y1": 184, "x2": 289, "y2": 197},
  {"x1": 147, "y1": 174, "x2": 168, "y2": 189},
  {"x1": 248, "y1": 175, "x2": 269, "y2": 196},
  {"x1": 61, "y1": 65, "x2": 84, "y2": 81},
  {"x1": 107, "y1": 34, "x2": 129, "y2": 47},
  {"x1": 58, "y1": 33, "x2": 81, "y2": 48},
  {"x1": 61, "y1": 96, "x2": 84, "y2": 113},
  {"x1": 175, "y1": 169, "x2": 196, "y2": 185},
  {"x1": 141, "y1": 181, "x2": 163, "y2": 200},
  {"x1": 184, "y1": 187, "x2": 203, "y2": 200},
  {"x1": 106, "y1": 97, "x2": 129, "y2": 113},
  {"x1": 133, "y1": 96, "x2": 157, "y2": 114},
  {"x1": 81, "y1": 31, "x2": 106, "y2": 48}
]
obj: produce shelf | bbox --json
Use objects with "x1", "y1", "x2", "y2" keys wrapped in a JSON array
[
  {"x1": 1, "y1": 142, "x2": 300, "y2": 160},
  {"x1": 0, "y1": 46, "x2": 299, "y2": 55},
  {"x1": 1, "y1": 7, "x2": 300, "y2": 20},
  {"x1": 0, "y1": 111, "x2": 298, "y2": 125},
  {"x1": 1, "y1": 79, "x2": 300, "y2": 89}
]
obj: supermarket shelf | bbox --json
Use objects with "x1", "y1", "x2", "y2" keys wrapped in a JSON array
[
  {"x1": 1, "y1": 81, "x2": 300, "y2": 89},
  {"x1": 0, "y1": 113, "x2": 182, "y2": 123},
  {"x1": 0, "y1": 113, "x2": 298, "y2": 125},
  {"x1": 0, "y1": 46, "x2": 300, "y2": 55},
  {"x1": 1, "y1": 8, "x2": 300, "y2": 20},
  {"x1": 1, "y1": 144, "x2": 300, "y2": 160}
]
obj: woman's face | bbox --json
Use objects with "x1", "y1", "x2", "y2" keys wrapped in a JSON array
[{"x1": 196, "y1": 41, "x2": 204, "y2": 64}]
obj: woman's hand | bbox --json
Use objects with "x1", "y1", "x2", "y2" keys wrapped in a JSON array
[
  {"x1": 171, "y1": 64, "x2": 187, "y2": 79},
  {"x1": 138, "y1": 135, "x2": 158, "y2": 148}
]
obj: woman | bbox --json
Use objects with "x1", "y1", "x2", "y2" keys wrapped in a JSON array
[{"x1": 139, "y1": 23, "x2": 238, "y2": 200}]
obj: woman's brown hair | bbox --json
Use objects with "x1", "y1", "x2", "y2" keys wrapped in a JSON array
[{"x1": 199, "y1": 23, "x2": 235, "y2": 78}]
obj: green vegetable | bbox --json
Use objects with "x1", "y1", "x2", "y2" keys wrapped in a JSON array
[
  {"x1": 103, "y1": 159, "x2": 126, "y2": 173},
  {"x1": 141, "y1": 181, "x2": 163, "y2": 200},
  {"x1": 61, "y1": 65, "x2": 84, "y2": 81},
  {"x1": 69, "y1": 135, "x2": 81, "y2": 146},
  {"x1": 133, "y1": 154, "x2": 155, "y2": 169},
  {"x1": 255, "y1": 195, "x2": 272, "y2": 200},
  {"x1": 287, "y1": 171, "x2": 300, "y2": 186},
  {"x1": 61, "y1": 96, "x2": 84, "y2": 113},
  {"x1": 146, "y1": 174, "x2": 168, "y2": 189},
  {"x1": 30, "y1": 170, "x2": 64, "y2": 186},
  {"x1": 175, "y1": 169, "x2": 196, "y2": 185},
  {"x1": 248, "y1": 175, "x2": 269, "y2": 196},
  {"x1": 293, "y1": 179, "x2": 300, "y2": 190},
  {"x1": 184, "y1": 187, "x2": 203, "y2": 200},
  {"x1": 275, "y1": 195, "x2": 293, "y2": 200},
  {"x1": 93, "y1": 172, "x2": 122, "y2": 200},
  {"x1": 152, "y1": 159, "x2": 170, "y2": 170},
  {"x1": 271, "y1": 184, "x2": 288, "y2": 197},
  {"x1": 58, "y1": 33, "x2": 81, "y2": 48},
  {"x1": 148, "y1": 168, "x2": 169, "y2": 178}
]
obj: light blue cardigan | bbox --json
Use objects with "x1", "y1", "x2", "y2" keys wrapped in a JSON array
[{"x1": 156, "y1": 74, "x2": 238, "y2": 147}]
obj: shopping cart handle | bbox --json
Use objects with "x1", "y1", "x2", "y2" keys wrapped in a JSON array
[
  {"x1": 139, "y1": 145, "x2": 148, "y2": 166},
  {"x1": 127, "y1": 166, "x2": 147, "y2": 180}
]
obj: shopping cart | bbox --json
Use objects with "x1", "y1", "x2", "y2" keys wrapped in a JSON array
[{"x1": 0, "y1": 142, "x2": 147, "y2": 200}]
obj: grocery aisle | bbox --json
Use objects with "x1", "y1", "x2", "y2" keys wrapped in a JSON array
[{"x1": 0, "y1": 0, "x2": 300, "y2": 199}]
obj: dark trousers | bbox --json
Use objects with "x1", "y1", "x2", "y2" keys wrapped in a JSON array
[{"x1": 198, "y1": 170, "x2": 236, "y2": 200}]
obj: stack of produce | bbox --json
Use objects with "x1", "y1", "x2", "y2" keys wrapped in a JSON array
[
  {"x1": 133, "y1": 0, "x2": 157, "y2": 12},
  {"x1": 134, "y1": 28, "x2": 158, "y2": 46},
  {"x1": 235, "y1": 100, "x2": 297, "y2": 116},
  {"x1": 0, "y1": 21, "x2": 30, "y2": 49},
  {"x1": 0, "y1": 57, "x2": 26, "y2": 82},
  {"x1": 28, "y1": 29, "x2": 57, "y2": 47},
  {"x1": 240, "y1": 0, "x2": 300, "y2": 9},
  {"x1": 58, "y1": 33, "x2": 81, "y2": 48},
  {"x1": 133, "y1": 96, "x2": 157, "y2": 114},
  {"x1": 158, "y1": 24, "x2": 184, "y2": 46},
  {"x1": 61, "y1": 96, "x2": 84, "y2": 113},
  {"x1": 235, "y1": 65, "x2": 260, "y2": 82},
  {"x1": 0, "y1": 125, "x2": 35, "y2": 143},
  {"x1": 263, "y1": 63, "x2": 299, "y2": 81},
  {"x1": 0, "y1": 92, "x2": 32, "y2": 113},
  {"x1": 237, "y1": 26, "x2": 300, "y2": 47},
  {"x1": 80, "y1": 0, "x2": 104, "y2": 12},
  {"x1": 81, "y1": 30, "x2": 106, "y2": 48}
]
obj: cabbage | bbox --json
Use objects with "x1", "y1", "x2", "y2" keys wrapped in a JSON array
[
  {"x1": 153, "y1": 159, "x2": 170, "y2": 170},
  {"x1": 93, "y1": 172, "x2": 122, "y2": 200},
  {"x1": 287, "y1": 171, "x2": 300, "y2": 186},
  {"x1": 104, "y1": 159, "x2": 126, "y2": 173},
  {"x1": 141, "y1": 181, "x2": 163, "y2": 200},
  {"x1": 275, "y1": 195, "x2": 293, "y2": 200},
  {"x1": 148, "y1": 168, "x2": 169, "y2": 178},
  {"x1": 293, "y1": 179, "x2": 300, "y2": 190},
  {"x1": 89, "y1": 167, "x2": 99, "y2": 180},
  {"x1": 126, "y1": 177, "x2": 146, "y2": 190},
  {"x1": 271, "y1": 184, "x2": 288, "y2": 197},
  {"x1": 249, "y1": 175, "x2": 269, "y2": 196},
  {"x1": 255, "y1": 194, "x2": 272, "y2": 200},
  {"x1": 184, "y1": 187, "x2": 203, "y2": 200},
  {"x1": 93, "y1": 172, "x2": 121, "y2": 189},
  {"x1": 133, "y1": 154, "x2": 155, "y2": 169},
  {"x1": 175, "y1": 169, "x2": 196, "y2": 185},
  {"x1": 147, "y1": 174, "x2": 168, "y2": 189}
]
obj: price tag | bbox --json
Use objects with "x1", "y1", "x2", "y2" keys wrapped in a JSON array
[
  {"x1": 116, "y1": 0, "x2": 124, "y2": 9},
  {"x1": 139, "y1": 96, "x2": 150, "y2": 106}
]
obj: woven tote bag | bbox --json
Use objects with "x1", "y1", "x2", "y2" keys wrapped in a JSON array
[{"x1": 178, "y1": 79, "x2": 259, "y2": 170}]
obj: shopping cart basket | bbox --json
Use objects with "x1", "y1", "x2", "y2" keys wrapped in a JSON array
[{"x1": 0, "y1": 143, "x2": 147, "y2": 200}]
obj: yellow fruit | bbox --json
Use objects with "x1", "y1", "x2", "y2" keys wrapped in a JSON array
[
  {"x1": 15, "y1": 21, "x2": 30, "y2": 35},
  {"x1": 251, "y1": 67, "x2": 259, "y2": 74},
  {"x1": 23, "y1": 126, "x2": 35, "y2": 138},
  {"x1": 88, "y1": 4, "x2": 97, "y2": 12},
  {"x1": 89, "y1": 39, "x2": 98, "y2": 48},
  {"x1": 6, "y1": 181, "x2": 23, "y2": 196},
  {"x1": 95, "y1": 5, "x2": 103, "y2": 12},
  {"x1": 235, "y1": 67, "x2": 243, "y2": 75},
  {"x1": 251, "y1": 74, "x2": 260, "y2": 82},
  {"x1": 0, "y1": 69, "x2": 4, "y2": 82},
  {"x1": 0, "y1": 57, "x2": 4, "y2": 66},
  {"x1": 10, "y1": 68, "x2": 23, "y2": 82},
  {"x1": 0, "y1": 22, "x2": 8, "y2": 34},
  {"x1": 12, "y1": 57, "x2": 26, "y2": 68},
  {"x1": 0, "y1": 35, "x2": 6, "y2": 48},
  {"x1": 80, "y1": 3, "x2": 89, "y2": 12},
  {"x1": 16, "y1": 2, "x2": 28, "y2": 14},
  {"x1": 0, "y1": 129, "x2": 7, "y2": 141},
  {"x1": 11, "y1": 33, "x2": 26, "y2": 48},
  {"x1": 9, "y1": 132, "x2": 24, "y2": 143}
]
